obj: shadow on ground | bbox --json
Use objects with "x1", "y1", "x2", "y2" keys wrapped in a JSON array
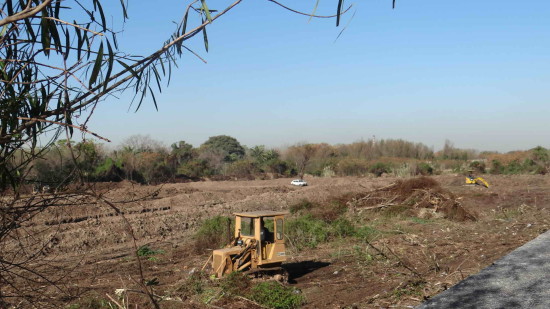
[{"x1": 283, "y1": 261, "x2": 331, "y2": 284}]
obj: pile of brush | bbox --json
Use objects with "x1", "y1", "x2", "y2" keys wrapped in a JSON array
[{"x1": 347, "y1": 177, "x2": 476, "y2": 221}]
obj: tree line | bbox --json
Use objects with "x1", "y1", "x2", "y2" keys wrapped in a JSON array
[{"x1": 20, "y1": 135, "x2": 550, "y2": 191}]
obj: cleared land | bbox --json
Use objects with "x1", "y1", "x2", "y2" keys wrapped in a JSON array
[{"x1": 7, "y1": 174, "x2": 550, "y2": 308}]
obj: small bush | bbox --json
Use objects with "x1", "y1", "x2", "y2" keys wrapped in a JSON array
[
  {"x1": 331, "y1": 218, "x2": 356, "y2": 237},
  {"x1": 219, "y1": 271, "x2": 251, "y2": 296},
  {"x1": 175, "y1": 271, "x2": 209, "y2": 300},
  {"x1": 490, "y1": 159, "x2": 504, "y2": 174},
  {"x1": 369, "y1": 162, "x2": 392, "y2": 177},
  {"x1": 415, "y1": 162, "x2": 434, "y2": 176},
  {"x1": 504, "y1": 159, "x2": 523, "y2": 174},
  {"x1": 194, "y1": 216, "x2": 232, "y2": 253},
  {"x1": 285, "y1": 215, "x2": 329, "y2": 250},
  {"x1": 136, "y1": 245, "x2": 164, "y2": 261},
  {"x1": 249, "y1": 281, "x2": 304, "y2": 309}
]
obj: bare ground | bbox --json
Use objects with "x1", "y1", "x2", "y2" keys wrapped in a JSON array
[{"x1": 8, "y1": 174, "x2": 550, "y2": 308}]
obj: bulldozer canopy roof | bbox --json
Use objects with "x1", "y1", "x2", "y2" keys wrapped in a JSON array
[{"x1": 233, "y1": 210, "x2": 289, "y2": 218}]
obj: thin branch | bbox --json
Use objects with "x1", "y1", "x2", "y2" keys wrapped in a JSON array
[
  {"x1": 16, "y1": 117, "x2": 111, "y2": 142},
  {"x1": 42, "y1": 17, "x2": 104, "y2": 36},
  {"x1": 267, "y1": 0, "x2": 353, "y2": 18},
  {"x1": 0, "y1": 0, "x2": 53, "y2": 27}
]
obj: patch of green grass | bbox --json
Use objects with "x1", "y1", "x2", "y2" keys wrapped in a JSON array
[
  {"x1": 330, "y1": 218, "x2": 357, "y2": 237},
  {"x1": 355, "y1": 225, "x2": 381, "y2": 241},
  {"x1": 249, "y1": 281, "x2": 304, "y2": 309},
  {"x1": 136, "y1": 245, "x2": 165, "y2": 261}
]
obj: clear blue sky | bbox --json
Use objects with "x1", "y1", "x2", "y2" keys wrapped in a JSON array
[{"x1": 89, "y1": 0, "x2": 550, "y2": 152}]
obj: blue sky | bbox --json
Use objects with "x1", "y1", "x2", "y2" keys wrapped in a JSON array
[{"x1": 89, "y1": 0, "x2": 550, "y2": 152}]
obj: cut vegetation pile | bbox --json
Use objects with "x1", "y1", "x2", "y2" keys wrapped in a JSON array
[{"x1": 347, "y1": 177, "x2": 476, "y2": 221}]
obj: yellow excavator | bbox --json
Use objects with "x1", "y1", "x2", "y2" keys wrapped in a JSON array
[
  {"x1": 211, "y1": 210, "x2": 289, "y2": 281},
  {"x1": 465, "y1": 170, "x2": 489, "y2": 188}
]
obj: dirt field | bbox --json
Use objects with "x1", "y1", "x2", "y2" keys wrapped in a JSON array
[{"x1": 9, "y1": 174, "x2": 550, "y2": 308}]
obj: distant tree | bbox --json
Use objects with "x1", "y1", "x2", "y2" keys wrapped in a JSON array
[
  {"x1": 169, "y1": 141, "x2": 196, "y2": 172},
  {"x1": 531, "y1": 146, "x2": 549, "y2": 170},
  {"x1": 121, "y1": 135, "x2": 165, "y2": 153},
  {"x1": 285, "y1": 143, "x2": 318, "y2": 179},
  {"x1": 200, "y1": 135, "x2": 245, "y2": 162}
]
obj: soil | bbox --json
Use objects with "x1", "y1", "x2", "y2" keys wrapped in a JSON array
[{"x1": 6, "y1": 174, "x2": 550, "y2": 308}]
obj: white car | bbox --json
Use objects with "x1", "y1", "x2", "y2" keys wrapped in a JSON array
[{"x1": 290, "y1": 179, "x2": 308, "y2": 186}]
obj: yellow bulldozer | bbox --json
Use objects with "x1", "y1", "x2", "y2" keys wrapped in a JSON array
[
  {"x1": 465, "y1": 171, "x2": 489, "y2": 188},
  {"x1": 211, "y1": 210, "x2": 289, "y2": 280}
]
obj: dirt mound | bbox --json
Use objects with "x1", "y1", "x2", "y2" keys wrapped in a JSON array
[{"x1": 347, "y1": 177, "x2": 476, "y2": 221}]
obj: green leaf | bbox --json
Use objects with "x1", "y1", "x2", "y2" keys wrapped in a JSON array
[
  {"x1": 89, "y1": 42, "x2": 104, "y2": 87},
  {"x1": 95, "y1": 0, "x2": 107, "y2": 32},
  {"x1": 201, "y1": 0, "x2": 212, "y2": 22},
  {"x1": 0, "y1": 25, "x2": 7, "y2": 37},
  {"x1": 104, "y1": 40, "x2": 114, "y2": 91},
  {"x1": 149, "y1": 85, "x2": 158, "y2": 111},
  {"x1": 182, "y1": 9, "x2": 189, "y2": 34},
  {"x1": 40, "y1": 12, "x2": 51, "y2": 56},
  {"x1": 336, "y1": 0, "x2": 343, "y2": 27},
  {"x1": 64, "y1": 28, "x2": 70, "y2": 60},
  {"x1": 202, "y1": 19, "x2": 209, "y2": 52},
  {"x1": 75, "y1": 25, "x2": 82, "y2": 59},
  {"x1": 117, "y1": 60, "x2": 139, "y2": 80},
  {"x1": 120, "y1": 0, "x2": 128, "y2": 19},
  {"x1": 151, "y1": 65, "x2": 162, "y2": 92},
  {"x1": 54, "y1": 0, "x2": 61, "y2": 18}
]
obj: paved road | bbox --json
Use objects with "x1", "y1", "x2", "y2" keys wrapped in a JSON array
[{"x1": 417, "y1": 230, "x2": 550, "y2": 309}]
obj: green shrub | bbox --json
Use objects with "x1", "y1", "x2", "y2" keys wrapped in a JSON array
[
  {"x1": 369, "y1": 162, "x2": 392, "y2": 177},
  {"x1": 490, "y1": 159, "x2": 504, "y2": 174},
  {"x1": 194, "y1": 216, "x2": 232, "y2": 253},
  {"x1": 531, "y1": 146, "x2": 549, "y2": 163},
  {"x1": 249, "y1": 281, "x2": 304, "y2": 309},
  {"x1": 504, "y1": 159, "x2": 523, "y2": 174},
  {"x1": 136, "y1": 245, "x2": 165, "y2": 261},
  {"x1": 175, "y1": 271, "x2": 209, "y2": 300},
  {"x1": 285, "y1": 215, "x2": 329, "y2": 250},
  {"x1": 219, "y1": 271, "x2": 251, "y2": 296},
  {"x1": 415, "y1": 162, "x2": 433, "y2": 176},
  {"x1": 330, "y1": 218, "x2": 356, "y2": 237}
]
